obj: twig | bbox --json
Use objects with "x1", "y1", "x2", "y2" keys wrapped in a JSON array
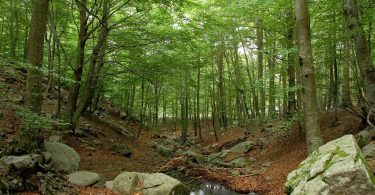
[{"x1": 367, "y1": 107, "x2": 375, "y2": 130}]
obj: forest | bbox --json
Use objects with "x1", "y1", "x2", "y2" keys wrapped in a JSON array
[{"x1": 0, "y1": 0, "x2": 374, "y2": 194}]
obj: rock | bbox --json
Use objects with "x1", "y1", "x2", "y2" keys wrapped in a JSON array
[
  {"x1": 156, "y1": 144, "x2": 174, "y2": 157},
  {"x1": 74, "y1": 129, "x2": 86, "y2": 137},
  {"x1": 44, "y1": 141, "x2": 80, "y2": 173},
  {"x1": 41, "y1": 152, "x2": 52, "y2": 163},
  {"x1": 261, "y1": 162, "x2": 271, "y2": 167},
  {"x1": 219, "y1": 157, "x2": 256, "y2": 168},
  {"x1": 111, "y1": 144, "x2": 132, "y2": 157},
  {"x1": 229, "y1": 141, "x2": 254, "y2": 153},
  {"x1": 119, "y1": 112, "x2": 127, "y2": 119},
  {"x1": 30, "y1": 154, "x2": 43, "y2": 164},
  {"x1": 285, "y1": 134, "x2": 375, "y2": 195},
  {"x1": 86, "y1": 146, "x2": 96, "y2": 152},
  {"x1": 0, "y1": 155, "x2": 35, "y2": 169},
  {"x1": 48, "y1": 135, "x2": 62, "y2": 142},
  {"x1": 105, "y1": 180, "x2": 114, "y2": 190},
  {"x1": 231, "y1": 170, "x2": 241, "y2": 176},
  {"x1": 0, "y1": 163, "x2": 10, "y2": 175},
  {"x1": 67, "y1": 171, "x2": 101, "y2": 187},
  {"x1": 356, "y1": 127, "x2": 375, "y2": 147},
  {"x1": 93, "y1": 140, "x2": 101, "y2": 145},
  {"x1": 113, "y1": 172, "x2": 139, "y2": 194},
  {"x1": 363, "y1": 142, "x2": 375, "y2": 158},
  {"x1": 113, "y1": 172, "x2": 189, "y2": 195}
]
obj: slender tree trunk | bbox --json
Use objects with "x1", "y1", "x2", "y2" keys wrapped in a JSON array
[
  {"x1": 196, "y1": 59, "x2": 203, "y2": 141},
  {"x1": 257, "y1": 21, "x2": 265, "y2": 117},
  {"x1": 342, "y1": 40, "x2": 352, "y2": 107},
  {"x1": 25, "y1": 0, "x2": 50, "y2": 145},
  {"x1": 343, "y1": 0, "x2": 375, "y2": 115},
  {"x1": 23, "y1": 1, "x2": 29, "y2": 62},
  {"x1": 137, "y1": 79, "x2": 145, "y2": 139},
  {"x1": 294, "y1": 0, "x2": 323, "y2": 153},
  {"x1": 25, "y1": 0, "x2": 49, "y2": 113},
  {"x1": 216, "y1": 44, "x2": 227, "y2": 129},
  {"x1": 66, "y1": 0, "x2": 88, "y2": 126},
  {"x1": 71, "y1": 0, "x2": 109, "y2": 130}
]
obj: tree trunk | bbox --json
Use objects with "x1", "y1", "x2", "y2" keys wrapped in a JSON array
[
  {"x1": 25, "y1": 0, "x2": 49, "y2": 113},
  {"x1": 342, "y1": 40, "x2": 352, "y2": 107},
  {"x1": 71, "y1": 0, "x2": 109, "y2": 130},
  {"x1": 66, "y1": 0, "x2": 88, "y2": 127},
  {"x1": 25, "y1": 0, "x2": 49, "y2": 145},
  {"x1": 343, "y1": 0, "x2": 375, "y2": 114},
  {"x1": 257, "y1": 21, "x2": 265, "y2": 117},
  {"x1": 196, "y1": 59, "x2": 203, "y2": 141},
  {"x1": 294, "y1": 0, "x2": 323, "y2": 154}
]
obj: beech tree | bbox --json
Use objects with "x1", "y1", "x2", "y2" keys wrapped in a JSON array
[
  {"x1": 25, "y1": 0, "x2": 50, "y2": 113},
  {"x1": 294, "y1": 0, "x2": 323, "y2": 153},
  {"x1": 343, "y1": 0, "x2": 375, "y2": 122}
]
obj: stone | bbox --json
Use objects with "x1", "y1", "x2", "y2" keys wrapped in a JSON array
[
  {"x1": 67, "y1": 171, "x2": 101, "y2": 187},
  {"x1": 156, "y1": 144, "x2": 174, "y2": 157},
  {"x1": 74, "y1": 129, "x2": 86, "y2": 137},
  {"x1": 356, "y1": 127, "x2": 375, "y2": 148},
  {"x1": 105, "y1": 180, "x2": 114, "y2": 190},
  {"x1": 262, "y1": 162, "x2": 271, "y2": 167},
  {"x1": 48, "y1": 135, "x2": 62, "y2": 143},
  {"x1": 41, "y1": 152, "x2": 52, "y2": 163},
  {"x1": 219, "y1": 157, "x2": 256, "y2": 168},
  {"x1": 231, "y1": 170, "x2": 241, "y2": 176},
  {"x1": 44, "y1": 141, "x2": 80, "y2": 173},
  {"x1": 113, "y1": 172, "x2": 139, "y2": 194},
  {"x1": 229, "y1": 141, "x2": 254, "y2": 153},
  {"x1": 111, "y1": 144, "x2": 132, "y2": 157},
  {"x1": 285, "y1": 134, "x2": 375, "y2": 195},
  {"x1": 0, "y1": 155, "x2": 35, "y2": 169},
  {"x1": 363, "y1": 142, "x2": 375, "y2": 158},
  {"x1": 0, "y1": 163, "x2": 10, "y2": 176},
  {"x1": 113, "y1": 172, "x2": 189, "y2": 195}
]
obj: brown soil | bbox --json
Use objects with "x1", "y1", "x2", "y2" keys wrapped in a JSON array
[{"x1": 0, "y1": 67, "x2": 365, "y2": 195}]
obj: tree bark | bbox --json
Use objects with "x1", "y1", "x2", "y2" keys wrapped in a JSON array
[
  {"x1": 66, "y1": 0, "x2": 88, "y2": 126},
  {"x1": 71, "y1": 0, "x2": 109, "y2": 130},
  {"x1": 25, "y1": 0, "x2": 50, "y2": 113},
  {"x1": 257, "y1": 21, "x2": 265, "y2": 117},
  {"x1": 294, "y1": 0, "x2": 323, "y2": 154},
  {"x1": 343, "y1": 0, "x2": 375, "y2": 114},
  {"x1": 342, "y1": 40, "x2": 352, "y2": 107}
]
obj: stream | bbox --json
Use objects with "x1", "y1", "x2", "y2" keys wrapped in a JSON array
[
  {"x1": 167, "y1": 170, "x2": 256, "y2": 195},
  {"x1": 189, "y1": 181, "x2": 254, "y2": 195}
]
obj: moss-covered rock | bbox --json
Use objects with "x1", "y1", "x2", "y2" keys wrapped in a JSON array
[{"x1": 285, "y1": 134, "x2": 375, "y2": 195}]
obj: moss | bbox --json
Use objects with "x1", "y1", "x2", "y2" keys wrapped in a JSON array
[
  {"x1": 285, "y1": 172, "x2": 308, "y2": 194},
  {"x1": 355, "y1": 153, "x2": 375, "y2": 185}
]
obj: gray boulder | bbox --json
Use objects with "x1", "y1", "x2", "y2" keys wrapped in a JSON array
[
  {"x1": 67, "y1": 171, "x2": 101, "y2": 187},
  {"x1": 218, "y1": 157, "x2": 256, "y2": 168},
  {"x1": 44, "y1": 141, "x2": 80, "y2": 173},
  {"x1": 111, "y1": 144, "x2": 132, "y2": 157},
  {"x1": 113, "y1": 172, "x2": 189, "y2": 195},
  {"x1": 229, "y1": 141, "x2": 254, "y2": 153},
  {"x1": 363, "y1": 142, "x2": 375, "y2": 159},
  {"x1": 0, "y1": 155, "x2": 36, "y2": 169},
  {"x1": 156, "y1": 144, "x2": 174, "y2": 157},
  {"x1": 48, "y1": 135, "x2": 62, "y2": 142},
  {"x1": 285, "y1": 134, "x2": 375, "y2": 195},
  {"x1": 105, "y1": 180, "x2": 114, "y2": 190},
  {"x1": 356, "y1": 127, "x2": 375, "y2": 147}
]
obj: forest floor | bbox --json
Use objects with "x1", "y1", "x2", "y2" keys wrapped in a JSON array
[{"x1": 0, "y1": 66, "x2": 365, "y2": 195}]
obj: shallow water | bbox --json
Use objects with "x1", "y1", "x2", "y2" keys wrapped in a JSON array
[{"x1": 189, "y1": 181, "x2": 250, "y2": 195}]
